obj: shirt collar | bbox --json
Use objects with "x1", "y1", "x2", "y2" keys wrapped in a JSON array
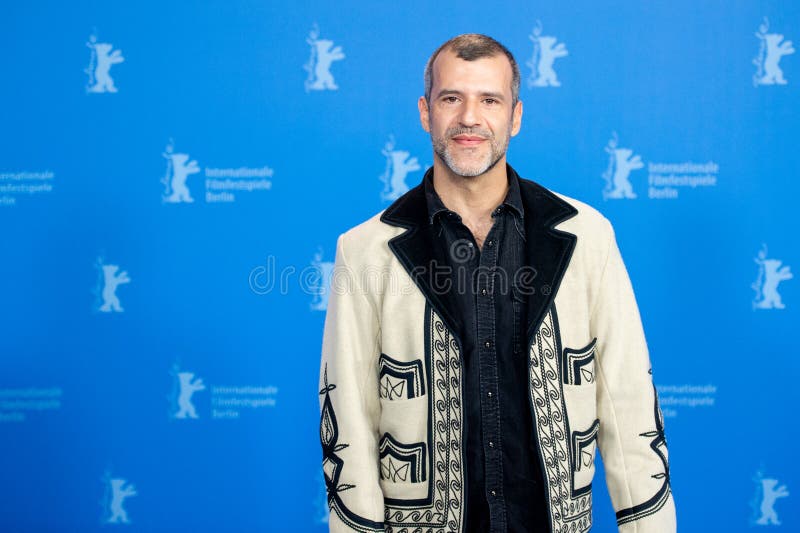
[{"x1": 423, "y1": 166, "x2": 525, "y2": 225}]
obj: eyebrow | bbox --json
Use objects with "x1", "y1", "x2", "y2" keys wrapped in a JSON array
[{"x1": 436, "y1": 89, "x2": 506, "y2": 100}]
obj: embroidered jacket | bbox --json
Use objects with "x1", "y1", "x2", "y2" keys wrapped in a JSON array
[{"x1": 319, "y1": 168, "x2": 676, "y2": 532}]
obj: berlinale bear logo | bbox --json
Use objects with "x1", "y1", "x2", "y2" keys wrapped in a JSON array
[
  {"x1": 310, "y1": 247, "x2": 334, "y2": 312},
  {"x1": 94, "y1": 256, "x2": 131, "y2": 313},
  {"x1": 752, "y1": 244, "x2": 793, "y2": 310},
  {"x1": 379, "y1": 135, "x2": 422, "y2": 202},
  {"x1": 102, "y1": 471, "x2": 137, "y2": 525},
  {"x1": 602, "y1": 132, "x2": 644, "y2": 200},
  {"x1": 162, "y1": 139, "x2": 201, "y2": 204},
  {"x1": 527, "y1": 20, "x2": 568, "y2": 88},
  {"x1": 304, "y1": 23, "x2": 345, "y2": 92},
  {"x1": 750, "y1": 469, "x2": 789, "y2": 526},
  {"x1": 85, "y1": 33, "x2": 124, "y2": 94},
  {"x1": 170, "y1": 364, "x2": 206, "y2": 419},
  {"x1": 753, "y1": 17, "x2": 795, "y2": 86}
]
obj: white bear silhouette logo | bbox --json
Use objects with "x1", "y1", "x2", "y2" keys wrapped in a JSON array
[
  {"x1": 379, "y1": 136, "x2": 421, "y2": 201},
  {"x1": 85, "y1": 34, "x2": 124, "y2": 94},
  {"x1": 161, "y1": 140, "x2": 201, "y2": 203},
  {"x1": 310, "y1": 247, "x2": 334, "y2": 312},
  {"x1": 752, "y1": 244, "x2": 793, "y2": 310},
  {"x1": 95, "y1": 257, "x2": 131, "y2": 313},
  {"x1": 527, "y1": 21, "x2": 568, "y2": 88},
  {"x1": 602, "y1": 132, "x2": 644, "y2": 200},
  {"x1": 102, "y1": 474, "x2": 137, "y2": 524},
  {"x1": 304, "y1": 24, "x2": 345, "y2": 91},
  {"x1": 174, "y1": 371, "x2": 205, "y2": 419},
  {"x1": 751, "y1": 470, "x2": 789, "y2": 526},
  {"x1": 754, "y1": 17, "x2": 795, "y2": 86}
]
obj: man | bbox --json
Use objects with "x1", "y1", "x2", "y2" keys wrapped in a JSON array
[{"x1": 319, "y1": 34, "x2": 676, "y2": 532}]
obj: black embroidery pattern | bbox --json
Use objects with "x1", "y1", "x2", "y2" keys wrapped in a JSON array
[
  {"x1": 615, "y1": 377, "x2": 672, "y2": 526},
  {"x1": 319, "y1": 364, "x2": 385, "y2": 532},
  {"x1": 379, "y1": 433, "x2": 427, "y2": 483},
  {"x1": 529, "y1": 306, "x2": 592, "y2": 532},
  {"x1": 570, "y1": 420, "x2": 600, "y2": 497},
  {"x1": 379, "y1": 353, "x2": 426, "y2": 400},
  {"x1": 562, "y1": 338, "x2": 597, "y2": 386},
  {"x1": 383, "y1": 303, "x2": 464, "y2": 532}
]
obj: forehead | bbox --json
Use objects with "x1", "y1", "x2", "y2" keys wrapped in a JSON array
[{"x1": 431, "y1": 49, "x2": 513, "y2": 95}]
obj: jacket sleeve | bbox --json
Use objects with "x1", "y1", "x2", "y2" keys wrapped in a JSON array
[
  {"x1": 319, "y1": 233, "x2": 386, "y2": 532},
  {"x1": 591, "y1": 221, "x2": 677, "y2": 532}
]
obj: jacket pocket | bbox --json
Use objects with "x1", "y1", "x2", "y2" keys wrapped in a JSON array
[
  {"x1": 379, "y1": 433, "x2": 427, "y2": 482},
  {"x1": 562, "y1": 337, "x2": 597, "y2": 386},
  {"x1": 377, "y1": 352, "x2": 429, "y2": 501},
  {"x1": 561, "y1": 338, "x2": 599, "y2": 441},
  {"x1": 561, "y1": 338, "x2": 600, "y2": 499},
  {"x1": 569, "y1": 418, "x2": 599, "y2": 497},
  {"x1": 377, "y1": 354, "x2": 430, "y2": 502},
  {"x1": 378, "y1": 432, "x2": 429, "y2": 501},
  {"x1": 378, "y1": 353, "x2": 426, "y2": 400}
]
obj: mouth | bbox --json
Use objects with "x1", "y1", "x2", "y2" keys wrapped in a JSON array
[{"x1": 451, "y1": 135, "x2": 486, "y2": 147}]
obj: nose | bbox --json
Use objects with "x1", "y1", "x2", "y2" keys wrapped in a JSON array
[{"x1": 458, "y1": 98, "x2": 481, "y2": 128}]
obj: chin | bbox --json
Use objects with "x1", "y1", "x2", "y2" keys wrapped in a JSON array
[
  {"x1": 449, "y1": 165, "x2": 490, "y2": 178},
  {"x1": 452, "y1": 156, "x2": 496, "y2": 177},
  {"x1": 460, "y1": 167, "x2": 488, "y2": 177}
]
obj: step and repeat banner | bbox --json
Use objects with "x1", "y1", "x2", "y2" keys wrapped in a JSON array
[{"x1": 1, "y1": 1, "x2": 797, "y2": 531}]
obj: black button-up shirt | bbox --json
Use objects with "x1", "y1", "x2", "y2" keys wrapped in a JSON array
[{"x1": 424, "y1": 170, "x2": 549, "y2": 532}]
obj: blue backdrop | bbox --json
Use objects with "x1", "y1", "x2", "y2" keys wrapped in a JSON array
[{"x1": 1, "y1": 1, "x2": 797, "y2": 531}]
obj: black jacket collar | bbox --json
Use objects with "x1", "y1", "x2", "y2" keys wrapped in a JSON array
[
  {"x1": 380, "y1": 164, "x2": 578, "y2": 347},
  {"x1": 423, "y1": 165, "x2": 525, "y2": 225}
]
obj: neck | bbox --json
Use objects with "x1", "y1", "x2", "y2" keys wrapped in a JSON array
[{"x1": 431, "y1": 155, "x2": 509, "y2": 225}]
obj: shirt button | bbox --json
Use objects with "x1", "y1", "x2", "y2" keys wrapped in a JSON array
[
  {"x1": 484, "y1": 340, "x2": 491, "y2": 349},
  {"x1": 490, "y1": 490, "x2": 497, "y2": 497},
  {"x1": 487, "y1": 240, "x2": 494, "y2": 247},
  {"x1": 488, "y1": 441, "x2": 494, "y2": 448},
  {"x1": 481, "y1": 288, "x2": 488, "y2": 296},
  {"x1": 487, "y1": 391, "x2": 493, "y2": 398}
]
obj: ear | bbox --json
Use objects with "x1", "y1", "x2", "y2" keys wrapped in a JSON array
[
  {"x1": 510, "y1": 100, "x2": 523, "y2": 137},
  {"x1": 418, "y1": 96, "x2": 431, "y2": 133}
]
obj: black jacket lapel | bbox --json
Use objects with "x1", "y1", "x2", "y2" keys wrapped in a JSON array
[
  {"x1": 380, "y1": 170, "x2": 466, "y2": 343},
  {"x1": 380, "y1": 165, "x2": 579, "y2": 350},
  {"x1": 513, "y1": 166, "x2": 578, "y2": 343}
]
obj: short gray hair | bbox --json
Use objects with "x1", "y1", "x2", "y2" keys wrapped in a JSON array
[{"x1": 424, "y1": 34, "x2": 520, "y2": 107}]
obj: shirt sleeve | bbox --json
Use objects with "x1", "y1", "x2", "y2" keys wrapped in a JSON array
[
  {"x1": 591, "y1": 220, "x2": 677, "y2": 532},
  {"x1": 319, "y1": 233, "x2": 386, "y2": 532}
]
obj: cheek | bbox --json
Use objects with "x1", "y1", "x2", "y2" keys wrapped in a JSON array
[
  {"x1": 430, "y1": 117, "x2": 452, "y2": 137},
  {"x1": 493, "y1": 117, "x2": 514, "y2": 136},
  {"x1": 431, "y1": 107, "x2": 457, "y2": 127}
]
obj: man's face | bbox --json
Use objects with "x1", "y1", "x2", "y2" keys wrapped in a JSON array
[{"x1": 419, "y1": 49, "x2": 522, "y2": 178}]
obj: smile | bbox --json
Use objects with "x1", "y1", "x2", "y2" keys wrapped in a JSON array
[{"x1": 452, "y1": 135, "x2": 487, "y2": 147}]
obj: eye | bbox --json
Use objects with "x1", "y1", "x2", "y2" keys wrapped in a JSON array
[
  {"x1": 442, "y1": 96, "x2": 459, "y2": 104},
  {"x1": 483, "y1": 98, "x2": 498, "y2": 105}
]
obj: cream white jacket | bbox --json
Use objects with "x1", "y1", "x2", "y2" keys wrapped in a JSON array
[{"x1": 319, "y1": 167, "x2": 676, "y2": 532}]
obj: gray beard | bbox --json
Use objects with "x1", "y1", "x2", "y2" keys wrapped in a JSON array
[{"x1": 431, "y1": 129, "x2": 509, "y2": 178}]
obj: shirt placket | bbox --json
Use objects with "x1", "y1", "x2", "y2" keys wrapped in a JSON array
[{"x1": 477, "y1": 209, "x2": 507, "y2": 532}]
